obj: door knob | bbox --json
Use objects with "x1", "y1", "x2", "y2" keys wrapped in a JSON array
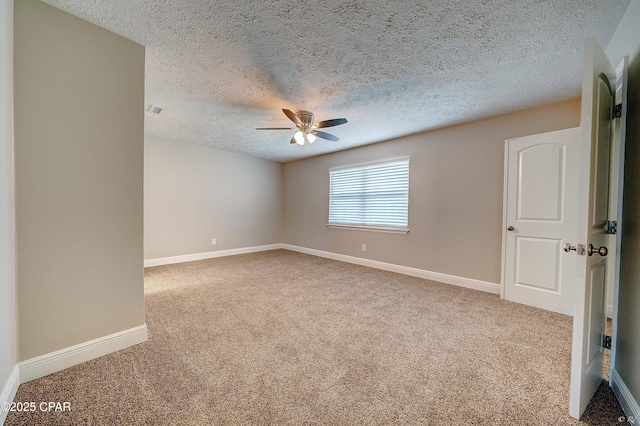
[
  {"x1": 563, "y1": 243, "x2": 576, "y2": 252},
  {"x1": 588, "y1": 244, "x2": 608, "y2": 256},
  {"x1": 507, "y1": 226, "x2": 515, "y2": 231}
]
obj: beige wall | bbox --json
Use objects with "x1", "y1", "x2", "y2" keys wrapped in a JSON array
[
  {"x1": 611, "y1": 0, "x2": 640, "y2": 408},
  {"x1": 283, "y1": 99, "x2": 580, "y2": 284},
  {"x1": 14, "y1": 0, "x2": 145, "y2": 360},
  {"x1": 144, "y1": 135, "x2": 283, "y2": 260},
  {"x1": 0, "y1": 0, "x2": 17, "y2": 404}
]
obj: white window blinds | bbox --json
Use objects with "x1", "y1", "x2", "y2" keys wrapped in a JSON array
[{"x1": 329, "y1": 158, "x2": 409, "y2": 232}]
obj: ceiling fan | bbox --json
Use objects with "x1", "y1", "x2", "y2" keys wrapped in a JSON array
[{"x1": 256, "y1": 109, "x2": 348, "y2": 145}]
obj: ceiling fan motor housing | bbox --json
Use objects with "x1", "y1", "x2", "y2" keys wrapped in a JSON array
[{"x1": 295, "y1": 111, "x2": 314, "y2": 129}]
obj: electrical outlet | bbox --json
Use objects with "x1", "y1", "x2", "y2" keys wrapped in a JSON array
[
  {"x1": 212, "y1": 238, "x2": 217, "y2": 245},
  {"x1": 362, "y1": 244, "x2": 366, "y2": 252}
]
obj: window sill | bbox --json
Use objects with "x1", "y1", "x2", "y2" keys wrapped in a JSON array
[{"x1": 327, "y1": 224, "x2": 409, "y2": 234}]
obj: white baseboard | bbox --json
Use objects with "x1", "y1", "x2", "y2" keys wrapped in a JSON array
[
  {"x1": 0, "y1": 365, "x2": 20, "y2": 425},
  {"x1": 19, "y1": 324, "x2": 148, "y2": 384},
  {"x1": 281, "y1": 244, "x2": 500, "y2": 294},
  {"x1": 611, "y1": 367, "x2": 640, "y2": 421},
  {"x1": 144, "y1": 244, "x2": 284, "y2": 268},
  {"x1": 145, "y1": 243, "x2": 500, "y2": 294}
]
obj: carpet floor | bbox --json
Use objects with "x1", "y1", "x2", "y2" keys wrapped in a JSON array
[{"x1": 5, "y1": 249, "x2": 625, "y2": 425}]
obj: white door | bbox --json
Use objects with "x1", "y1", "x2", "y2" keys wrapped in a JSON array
[
  {"x1": 502, "y1": 127, "x2": 580, "y2": 316},
  {"x1": 568, "y1": 37, "x2": 622, "y2": 419}
]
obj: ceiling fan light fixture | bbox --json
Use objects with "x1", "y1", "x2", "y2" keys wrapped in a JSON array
[
  {"x1": 294, "y1": 131, "x2": 305, "y2": 145},
  {"x1": 306, "y1": 133, "x2": 316, "y2": 144}
]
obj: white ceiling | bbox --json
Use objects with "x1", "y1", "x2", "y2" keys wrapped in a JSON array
[{"x1": 42, "y1": 0, "x2": 630, "y2": 163}]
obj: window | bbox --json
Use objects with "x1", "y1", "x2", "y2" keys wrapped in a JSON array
[{"x1": 328, "y1": 157, "x2": 409, "y2": 233}]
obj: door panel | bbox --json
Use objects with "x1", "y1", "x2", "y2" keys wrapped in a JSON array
[
  {"x1": 518, "y1": 145, "x2": 565, "y2": 221},
  {"x1": 569, "y1": 37, "x2": 616, "y2": 419},
  {"x1": 515, "y1": 237, "x2": 561, "y2": 292},
  {"x1": 587, "y1": 263, "x2": 606, "y2": 364},
  {"x1": 592, "y1": 77, "x2": 612, "y2": 228},
  {"x1": 503, "y1": 127, "x2": 580, "y2": 316}
]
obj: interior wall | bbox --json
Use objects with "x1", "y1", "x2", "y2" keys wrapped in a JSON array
[
  {"x1": 14, "y1": 0, "x2": 145, "y2": 360},
  {"x1": 283, "y1": 99, "x2": 580, "y2": 284},
  {"x1": 612, "y1": 0, "x2": 640, "y2": 407},
  {"x1": 0, "y1": 0, "x2": 17, "y2": 406},
  {"x1": 144, "y1": 134, "x2": 283, "y2": 260},
  {"x1": 605, "y1": 0, "x2": 640, "y2": 67}
]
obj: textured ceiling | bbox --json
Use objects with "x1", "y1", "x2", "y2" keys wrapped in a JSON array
[{"x1": 42, "y1": 0, "x2": 630, "y2": 162}]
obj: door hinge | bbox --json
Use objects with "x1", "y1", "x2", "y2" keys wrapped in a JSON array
[
  {"x1": 605, "y1": 220, "x2": 617, "y2": 235},
  {"x1": 613, "y1": 104, "x2": 622, "y2": 119},
  {"x1": 603, "y1": 335, "x2": 612, "y2": 350}
]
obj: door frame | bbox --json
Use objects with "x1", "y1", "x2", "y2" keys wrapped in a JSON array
[
  {"x1": 608, "y1": 56, "x2": 628, "y2": 375},
  {"x1": 601, "y1": 59, "x2": 628, "y2": 330},
  {"x1": 500, "y1": 141, "x2": 509, "y2": 300}
]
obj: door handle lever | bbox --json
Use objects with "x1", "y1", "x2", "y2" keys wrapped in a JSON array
[{"x1": 564, "y1": 243, "x2": 586, "y2": 255}]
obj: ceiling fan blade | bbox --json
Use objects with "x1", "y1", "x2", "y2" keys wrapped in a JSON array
[
  {"x1": 313, "y1": 130, "x2": 340, "y2": 142},
  {"x1": 313, "y1": 118, "x2": 348, "y2": 128},
  {"x1": 290, "y1": 136, "x2": 297, "y2": 145},
  {"x1": 282, "y1": 109, "x2": 302, "y2": 125},
  {"x1": 255, "y1": 127, "x2": 295, "y2": 130}
]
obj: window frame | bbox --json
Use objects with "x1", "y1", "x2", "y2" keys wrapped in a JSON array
[{"x1": 327, "y1": 156, "x2": 410, "y2": 234}]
